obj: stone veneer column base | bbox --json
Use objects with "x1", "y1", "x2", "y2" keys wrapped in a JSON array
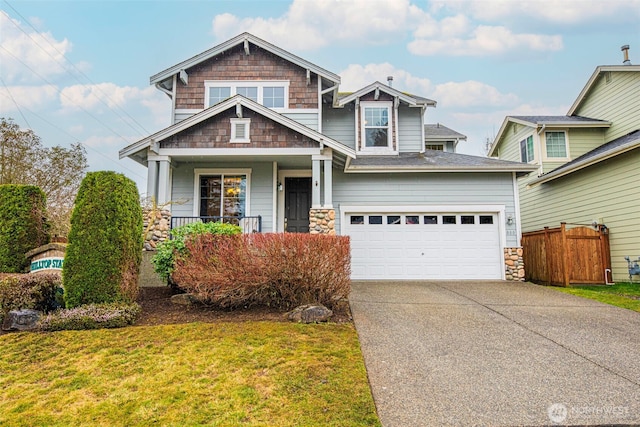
[
  {"x1": 504, "y1": 247, "x2": 525, "y2": 281},
  {"x1": 143, "y1": 208, "x2": 171, "y2": 251},
  {"x1": 309, "y1": 208, "x2": 335, "y2": 235}
]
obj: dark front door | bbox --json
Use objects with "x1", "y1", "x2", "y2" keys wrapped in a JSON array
[{"x1": 285, "y1": 177, "x2": 311, "y2": 233}]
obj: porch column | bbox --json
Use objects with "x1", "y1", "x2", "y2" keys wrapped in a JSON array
[
  {"x1": 157, "y1": 158, "x2": 171, "y2": 205},
  {"x1": 146, "y1": 159, "x2": 158, "y2": 202},
  {"x1": 323, "y1": 150, "x2": 333, "y2": 208},
  {"x1": 311, "y1": 158, "x2": 321, "y2": 208}
]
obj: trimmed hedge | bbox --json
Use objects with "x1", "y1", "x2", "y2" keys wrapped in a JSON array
[
  {"x1": 0, "y1": 273, "x2": 62, "y2": 324},
  {"x1": 38, "y1": 303, "x2": 140, "y2": 331},
  {"x1": 63, "y1": 172, "x2": 143, "y2": 308},
  {"x1": 152, "y1": 221, "x2": 242, "y2": 281},
  {"x1": 0, "y1": 185, "x2": 50, "y2": 273},
  {"x1": 171, "y1": 233, "x2": 351, "y2": 310}
]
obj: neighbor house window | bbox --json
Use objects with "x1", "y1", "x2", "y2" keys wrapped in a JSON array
[
  {"x1": 230, "y1": 118, "x2": 250, "y2": 143},
  {"x1": 205, "y1": 81, "x2": 289, "y2": 108},
  {"x1": 195, "y1": 169, "x2": 251, "y2": 223},
  {"x1": 360, "y1": 101, "x2": 392, "y2": 151},
  {"x1": 545, "y1": 131, "x2": 568, "y2": 158},
  {"x1": 425, "y1": 144, "x2": 444, "y2": 151},
  {"x1": 520, "y1": 135, "x2": 534, "y2": 163}
]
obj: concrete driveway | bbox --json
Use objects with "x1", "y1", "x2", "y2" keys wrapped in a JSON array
[{"x1": 350, "y1": 281, "x2": 640, "y2": 426}]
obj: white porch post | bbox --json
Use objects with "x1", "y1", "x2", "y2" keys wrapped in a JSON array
[
  {"x1": 146, "y1": 159, "x2": 158, "y2": 202},
  {"x1": 157, "y1": 158, "x2": 171, "y2": 205},
  {"x1": 311, "y1": 158, "x2": 321, "y2": 208},
  {"x1": 323, "y1": 149, "x2": 333, "y2": 208}
]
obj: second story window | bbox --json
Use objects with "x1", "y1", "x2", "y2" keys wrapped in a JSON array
[
  {"x1": 545, "y1": 131, "x2": 568, "y2": 158},
  {"x1": 520, "y1": 135, "x2": 534, "y2": 163},
  {"x1": 205, "y1": 81, "x2": 289, "y2": 109},
  {"x1": 360, "y1": 101, "x2": 393, "y2": 152}
]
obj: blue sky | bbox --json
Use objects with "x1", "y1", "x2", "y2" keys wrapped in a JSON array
[{"x1": 1, "y1": 0, "x2": 638, "y2": 194}]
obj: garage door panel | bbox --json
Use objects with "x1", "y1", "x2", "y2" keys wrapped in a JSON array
[{"x1": 346, "y1": 210, "x2": 503, "y2": 280}]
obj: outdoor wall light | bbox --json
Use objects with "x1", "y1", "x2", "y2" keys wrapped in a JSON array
[
  {"x1": 277, "y1": 181, "x2": 283, "y2": 192},
  {"x1": 506, "y1": 215, "x2": 514, "y2": 226}
]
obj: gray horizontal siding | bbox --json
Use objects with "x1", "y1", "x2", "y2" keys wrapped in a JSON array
[
  {"x1": 332, "y1": 171, "x2": 518, "y2": 247},
  {"x1": 282, "y1": 112, "x2": 318, "y2": 131},
  {"x1": 322, "y1": 105, "x2": 355, "y2": 149},
  {"x1": 170, "y1": 161, "x2": 274, "y2": 232},
  {"x1": 398, "y1": 106, "x2": 423, "y2": 152}
]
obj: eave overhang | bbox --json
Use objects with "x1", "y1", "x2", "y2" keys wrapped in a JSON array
[
  {"x1": 337, "y1": 81, "x2": 436, "y2": 108},
  {"x1": 119, "y1": 95, "x2": 356, "y2": 162}
]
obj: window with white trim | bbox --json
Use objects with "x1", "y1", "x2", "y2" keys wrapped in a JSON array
[
  {"x1": 520, "y1": 135, "x2": 534, "y2": 163},
  {"x1": 545, "y1": 131, "x2": 568, "y2": 158},
  {"x1": 230, "y1": 118, "x2": 250, "y2": 143},
  {"x1": 205, "y1": 81, "x2": 289, "y2": 109},
  {"x1": 425, "y1": 144, "x2": 444, "y2": 151},
  {"x1": 360, "y1": 101, "x2": 392, "y2": 152},
  {"x1": 198, "y1": 172, "x2": 248, "y2": 220}
]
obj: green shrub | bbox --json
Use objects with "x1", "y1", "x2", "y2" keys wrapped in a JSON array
[
  {"x1": 63, "y1": 172, "x2": 143, "y2": 308},
  {"x1": 171, "y1": 233, "x2": 351, "y2": 310},
  {"x1": 0, "y1": 185, "x2": 50, "y2": 272},
  {"x1": 38, "y1": 303, "x2": 140, "y2": 331},
  {"x1": 0, "y1": 273, "x2": 62, "y2": 323},
  {"x1": 152, "y1": 221, "x2": 241, "y2": 281}
]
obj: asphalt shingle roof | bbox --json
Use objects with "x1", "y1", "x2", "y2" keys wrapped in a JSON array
[
  {"x1": 511, "y1": 115, "x2": 609, "y2": 124},
  {"x1": 424, "y1": 124, "x2": 467, "y2": 139}
]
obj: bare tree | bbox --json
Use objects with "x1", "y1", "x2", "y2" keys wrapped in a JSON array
[{"x1": 1, "y1": 118, "x2": 88, "y2": 237}]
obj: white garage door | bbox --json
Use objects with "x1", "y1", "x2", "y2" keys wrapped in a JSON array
[{"x1": 344, "y1": 211, "x2": 503, "y2": 280}]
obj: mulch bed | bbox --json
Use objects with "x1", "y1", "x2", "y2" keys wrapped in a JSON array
[{"x1": 135, "y1": 286, "x2": 352, "y2": 326}]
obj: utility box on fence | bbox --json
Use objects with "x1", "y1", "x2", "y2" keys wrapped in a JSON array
[{"x1": 521, "y1": 223, "x2": 612, "y2": 287}]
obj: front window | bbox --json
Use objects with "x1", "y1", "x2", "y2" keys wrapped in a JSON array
[
  {"x1": 360, "y1": 101, "x2": 393, "y2": 152},
  {"x1": 520, "y1": 135, "x2": 534, "y2": 163},
  {"x1": 199, "y1": 174, "x2": 247, "y2": 220},
  {"x1": 205, "y1": 81, "x2": 288, "y2": 108},
  {"x1": 545, "y1": 131, "x2": 568, "y2": 158}
]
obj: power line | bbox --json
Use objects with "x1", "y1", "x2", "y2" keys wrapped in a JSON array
[
  {"x1": 0, "y1": 75, "x2": 32, "y2": 128},
  {"x1": 0, "y1": 91, "x2": 147, "y2": 181},
  {"x1": 1, "y1": 4, "x2": 151, "y2": 137}
]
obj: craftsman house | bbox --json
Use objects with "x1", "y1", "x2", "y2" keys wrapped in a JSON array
[
  {"x1": 488, "y1": 48, "x2": 640, "y2": 282},
  {"x1": 120, "y1": 32, "x2": 535, "y2": 280}
]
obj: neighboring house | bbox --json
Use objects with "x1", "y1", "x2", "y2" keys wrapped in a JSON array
[
  {"x1": 489, "y1": 56, "x2": 640, "y2": 282},
  {"x1": 120, "y1": 32, "x2": 534, "y2": 281}
]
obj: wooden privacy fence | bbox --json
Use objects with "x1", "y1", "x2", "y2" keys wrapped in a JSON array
[{"x1": 521, "y1": 223, "x2": 612, "y2": 286}]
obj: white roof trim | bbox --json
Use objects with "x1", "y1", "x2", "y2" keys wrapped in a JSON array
[
  {"x1": 528, "y1": 138, "x2": 640, "y2": 186},
  {"x1": 344, "y1": 164, "x2": 537, "y2": 174},
  {"x1": 118, "y1": 95, "x2": 355, "y2": 160},
  {"x1": 568, "y1": 65, "x2": 640, "y2": 116},
  {"x1": 337, "y1": 81, "x2": 436, "y2": 107},
  {"x1": 150, "y1": 32, "x2": 341, "y2": 86},
  {"x1": 487, "y1": 116, "x2": 611, "y2": 157}
]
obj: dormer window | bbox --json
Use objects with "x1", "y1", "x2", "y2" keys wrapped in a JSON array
[
  {"x1": 360, "y1": 101, "x2": 393, "y2": 153},
  {"x1": 544, "y1": 131, "x2": 568, "y2": 159},
  {"x1": 205, "y1": 81, "x2": 289, "y2": 109}
]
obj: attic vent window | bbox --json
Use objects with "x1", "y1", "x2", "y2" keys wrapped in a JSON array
[{"x1": 230, "y1": 118, "x2": 251, "y2": 143}]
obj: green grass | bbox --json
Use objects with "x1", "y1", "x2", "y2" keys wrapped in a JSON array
[
  {"x1": 554, "y1": 282, "x2": 640, "y2": 312},
  {"x1": 0, "y1": 322, "x2": 381, "y2": 427}
]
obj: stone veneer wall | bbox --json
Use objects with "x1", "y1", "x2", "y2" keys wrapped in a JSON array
[
  {"x1": 504, "y1": 247, "x2": 525, "y2": 281},
  {"x1": 309, "y1": 209, "x2": 335, "y2": 235},
  {"x1": 143, "y1": 208, "x2": 171, "y2": 251}
]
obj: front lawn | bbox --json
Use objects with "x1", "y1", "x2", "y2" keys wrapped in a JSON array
[
  {"x1": 0, "y1": 322, "x2": 380, "y2": 426},
  {"x1": 554, "y1": 282, "x2": 640, "y2": 312}
]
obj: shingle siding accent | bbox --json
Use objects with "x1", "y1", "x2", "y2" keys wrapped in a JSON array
[
  {"x1": 175, "y1": 44, "x2": 318, "y2": 110},
  {"x1": 160, "y1": 108, "x2": 317, "y2": 149}
]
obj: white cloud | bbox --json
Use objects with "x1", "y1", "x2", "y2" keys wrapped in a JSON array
[
  {"x1": 59, "y1": 83, "x2": 161, "y2": 113},
  {"x1": 409, "y1": 25, "x2": 563, "y2": 56},
  {"x1": 212, "y1": 0, "x2": 425, "y2": 50},
  {"x1": 339, "y1": 63, "x2": 432, "y2": 94},
  {"x1": 0, "y1": 84, "x2": 58, "y2": 114},
  {"x1": 0, "y1": 11, "x2": 73, "y2": 84},
  {"x1": 432, "y1": 0, "x2": 640, "y2": 25},
  {"x1": 430, "y1": 81, "x2": 519, "y2": 108}
]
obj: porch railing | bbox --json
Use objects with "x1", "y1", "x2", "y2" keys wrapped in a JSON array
[{"x1": 170, "y1": 216, "x2": 262, "y2": 234}]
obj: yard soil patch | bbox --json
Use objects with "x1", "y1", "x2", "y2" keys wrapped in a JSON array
[{"x1": 135, "y1": 286, "x2": 352, "y2": 326}]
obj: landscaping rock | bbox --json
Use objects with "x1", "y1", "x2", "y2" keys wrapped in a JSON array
[
  {"x1": 2, "y1": 309, "x2": 41, "y2": 331},
  {"x1": 287, "y1": 304, "x2": 333, "y2": 323},
  {"x1": 170, "y1": 293, "x2": 199, "y2": 306}
]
